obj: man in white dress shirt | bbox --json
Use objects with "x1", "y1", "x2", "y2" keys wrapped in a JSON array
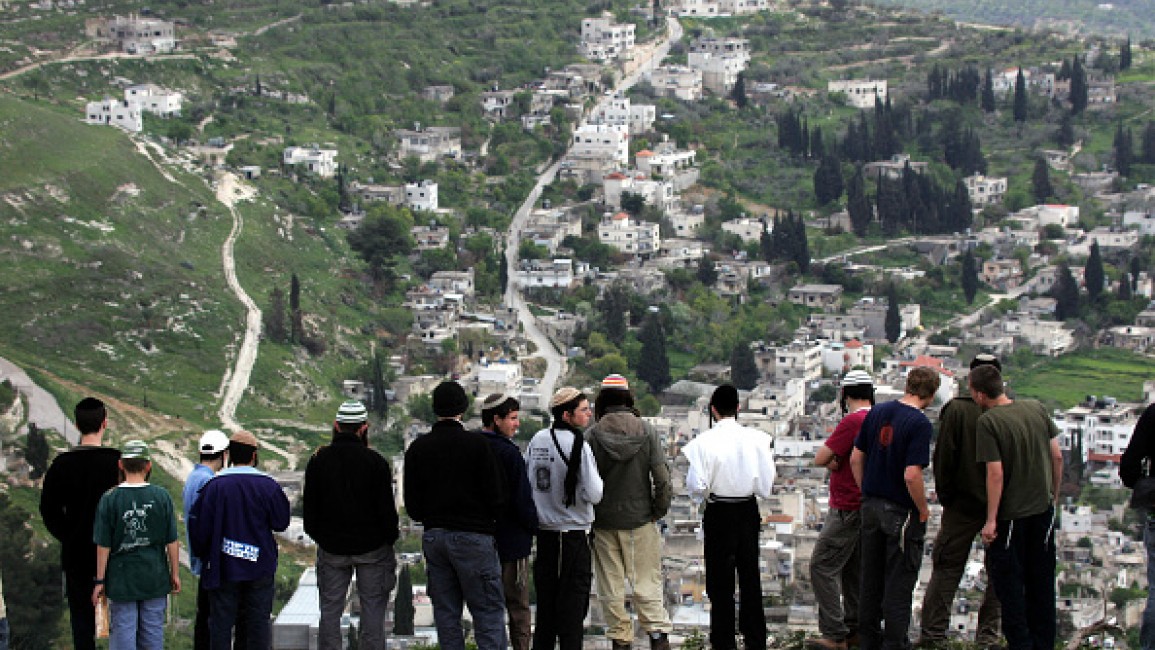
[{"x1": 682, "y1": 384, "x2": 776, "y2": 650}]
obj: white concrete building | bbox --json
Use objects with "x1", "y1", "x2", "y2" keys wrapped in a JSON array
[
  {"x1": 523, "y1": 209, "x2": 583, "y2": 254},
  {"x1": 687, "y1": 51, "x2": 747, "y2": 95},
  {"x1": 667, "y1": 208, "x2": 705, "y2": 237},
  {"x1": 603, "y1": 172, "x2": 675, "y2": 213},
  {"x1": 648, "y1": 66, "x2": 704, "y2": 101},
  {"x1": 580, "y1": 16, "x2": 635, "y2": 62},
  {"x1": 690, "y1": 37, "x2": 751, "y2": 63},
  {"x1": 598, "y1": 212, "x2": 660, "y2": 257},
  {"x1": 571, "y1": 124, "x2": 630, "y2": 167},
  {"x1": 671, "y1": 0, "x2": 719, "y2": 16},
  {"x1": 827, "y1": 79, "x2": 888, "y2": 109},
  {"x1": 125, "y1": 84, "x2": 182, "y2": 117},
  {"x1": 819, "y1": 339, "x2": 874, "y2": 376},
  {"x1": 590, "y1": 97, "x2": 656, "y2": 135},
  {"x1": 718, "y1": 0, "x2": 769, "y2": 12},
  {"x1": 395, "y1": 126, "x2": 462, "y2": 162},
  {"x1": 1054, "y1": 400, "x2": 1139, "y2": 462},
  {"x1": 478, "y1": 361, "x2": 523, "y2": 397},
  {"x1": 1124, "y1": 211, "x2": 1155, "y2": 236},
  {"x1": 93, "y1": 15, "x2": 177, "y2": 54},
  {"x1": 283, "y1": 146, "x2": 338, "y2": 178},
  {"x1": 481, "y1": 90, "x2": 516, "y2": 119},
  {"x1": 963, "y1": 174, "x2": 1007, "y2": 207},
  {"x1": 1022, "y1": 204, "x2": 1080, "y2": 228},
  {"x1": 721, "y1": 217, "x2": 766, "y2": 243},
  {"x1": 85, "y1": 98, "x2": 142, "y2": 132},
  {"x1": 746, "y1": 379, "x2": 807, "y2": 422},
  {"x1": 754, "y1": 341, "x2": 824, "y2": 383},
  {"x1": 516, "y1": 258, "x2": 575, "y2": 289},
  {"x1": 405, "y1": 180, "x2": 438, "y2": 211}
]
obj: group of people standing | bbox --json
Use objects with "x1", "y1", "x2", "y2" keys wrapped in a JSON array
[
  {"x1": 40, "y1": 397, "x2": 291, "y2": 650},
  {"x1": 808, "y1": 357, "x2": 1063, "y2": 650},
  {"x1": 397, "y1": 374, "x2": 781, "y2": 650},
  {"x1": 34, "y1": 354, "x2": 1081, "y2": 650}
]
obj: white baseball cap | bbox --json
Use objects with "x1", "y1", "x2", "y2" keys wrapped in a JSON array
[{"x1": 199, "y1": 429, "x2": 230, "y2": 454}]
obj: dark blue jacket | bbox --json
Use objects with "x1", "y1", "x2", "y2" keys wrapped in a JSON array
[
  {"x1": 189, "y1": 466, "x2": 290, "y2": 590},
  {"x1": 481, "y1": 430, "x2": 538, "y2": 561}
]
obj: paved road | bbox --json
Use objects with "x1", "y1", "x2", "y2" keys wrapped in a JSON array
[
  {"x1": 0, "y1": 357, "x2": 80, "y2": 444},
  {"x1": 502, "y1": 16, "x2": 681, "y2": 404}
]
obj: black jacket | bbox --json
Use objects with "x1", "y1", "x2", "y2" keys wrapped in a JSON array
[
  {"x1": 404, "y1": 419, "x2": 505, "y2": 535},
  {"x1": 303, "y1": 432, "x2": 400, "y2": 555},
  {"x1": 1121, "y1": 403, "x2": 1155, "y2": 488},
  {"x1": 39, "y1": 445, "x2": 122, "y2": 576},
  {"x1": 481, "y1": 429, "x2": 537, "y2": 561}
]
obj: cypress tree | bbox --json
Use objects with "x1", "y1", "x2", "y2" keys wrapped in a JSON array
[
  {"x1": 814, "y1": 155, "x2": 844, "y2": 206},
  {"x1": 1013, "y1": 67, "x2": 1028, "y2": 122},
  {"x1": 26, "y1": 422, "x2": 49, "y2": 479},
  {"x1": 598, "y1": 283, "x2": 630, "y2": 346},
  {"x1": 1085, "y1": 241, "x2": 1105, "y2": 302},
  {"x1": 981, "y1": 69, "x2": 996, "y2": 113},
  {"x1": 730, "y1": 341, "x2": 760, "y2": 390},
  {"x1": 794, "y1": 212, "x2": 811, "y2": 274},
  {"x1": 265, "y1": 287, "x2": 287, "y2": 343},
  {"x1": 1032, "y1": 158, "x2": 1054, "y2": 205},
  {"x1": 1070, "y1": 57, "x2": 1088, "y2": 115},
  {"x1": 962, "y1": 249, "x2": 979, "y2": 305},
  {"x1": 732, "y1": 71, "x2": 748, "y2": 109},
  {"x1": 697, "y1": 255, "x2": 718, "y2": 287},
  {"x1": 1120, "y1": 273, "x2": 1133, "y2": 301},
  {"x1": 1132, "y1": 257, "x2": 1142, "y2": 290},
  {"x1": 393, "y1": 564, "x2": 415, "y2": 635},
  {"x1": 1143, "y1": 122, "x2": 1155, "y2": 165},
  {"x1": 637, "y1": 312, "x2": 671, "y2": 392},
  {"x1": 290, "y1": 272, "x2": 303, "y2": 344},
  {"x1": 1115, "y1": 123, "x2": 1134, "y2": 177},
  {"x1": 847, "y1": 165, "x2": 872, "y2": 237},
  {"x1": 1056, "y1": 112, "x2": 1075, "y2": 148},
  {"x1": 372, "y1": 352, "x2": 389, "y2": 420},
  {"x1": 1121, "y1": 36, "x2": 1133, "y2": 71},
  {"x1": 1052, "y1": 263, "x2": 1081, "y2": 320},
  {"x1": 885, "y1": 283, "x2": 901, "y2": 343}
]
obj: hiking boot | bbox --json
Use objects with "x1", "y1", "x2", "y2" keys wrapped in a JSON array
[
  {"x1": 805, "y1": 638, "x2": 847, "y2": 650},
  {"x1": 649, "y1": 633, "x2": 670, "y2": 650}
]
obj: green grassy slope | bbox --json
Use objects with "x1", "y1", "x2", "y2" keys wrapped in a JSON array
[{"x1": 868, "y1": 0, "x2": 1155, "y2": 40}]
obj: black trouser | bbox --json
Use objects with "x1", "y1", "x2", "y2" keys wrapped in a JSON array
[
  {"x1": 532, "y1": 530, "x2": 592, "y2": 650},
  {"x1": 195, "y1": 577, "x2": 210, "y2": 650},
  {"x1": 65, "y1": 568, "x2": 97, "y2": 650},
  {"x1": 703, "y1": 498, "x2": 766, "y2": 650},
  {"x1": 987, "y1": 507, "x2": 1056, "y2": 650},
  {"x1": 859, "y1": 497, "x2": 926, "y2": 650}
]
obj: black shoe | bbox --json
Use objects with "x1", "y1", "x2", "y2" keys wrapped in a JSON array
[{"x1": 649, "y1": 633, "x2": 670, "y2": 650}]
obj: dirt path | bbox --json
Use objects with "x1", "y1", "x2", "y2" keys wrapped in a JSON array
[
  {"x1": 212, "y1": 171, "x2": 262, "y2": 432},
  {"x1": 0, "y1": 51, "x2": 198, "y2": 81}
]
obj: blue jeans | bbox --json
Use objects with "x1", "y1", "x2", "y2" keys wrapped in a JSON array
[
  {"x1": 208, "y1": 575, "x2": 274, "y2": 650},
  {"x1": 110, "y1": 597, "x2": 167, "y2": 650},
  {"x1": 422, "y1": 528, "x2": 506, "y2": 650},
  {"x1": 1141, "y1": 516, "x2": 1155, "y2": 650},
  {"x1": 317, "y1": 544, "x2": 397, "y2": 650},
  {"x1": 0, "y1": 616, "x2": 9, "y2": 650}
]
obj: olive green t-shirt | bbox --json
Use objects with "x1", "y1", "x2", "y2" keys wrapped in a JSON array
[
  {"x1": 975, "y1": 399, "x2": 1060, "y2": 521},
  {"x1": 93, "y1": 483, "x2": 178, "y2": 602}
]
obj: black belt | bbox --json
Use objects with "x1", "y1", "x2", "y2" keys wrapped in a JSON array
[{"x1": 707, "y1": 493, "x2": 755, "y2": 503}]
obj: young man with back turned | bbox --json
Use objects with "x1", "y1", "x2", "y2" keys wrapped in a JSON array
[
  {"x1": 681, "y1": 384, "x2": 776, "y2": 650},
  {"x1": 851, "y1": 366, "x2": 940, "y2": 650},
  {"x1": 972, "y1": 364, "x2": 1062, "y2": 650},
  {"x1": 183, "y1": 429, "x2": 230, "y2": 650},
  {"x1": 586, "y1": 375, "x2": 673, "y2": 650},
  {"x1": 40, "y1": 397, "x2": 122, "y2": 650},
  {"x1": 92, "y1": 440, "x2": 181, "y2": 650},
  {"x1": 189, "y1": 430, "x2": 291, "y2": 650},
  {"x1": 808, "y1": 370, "x2": 874, "y2": 650},
  {"x1": 304, "y1": 400, "x2": 400, "y2": 650},
  {"x1": 918, "y1": 355, "x2": 1003, "y2": 648},
  {"x1": 404, "y1": 380, "x2": 507, "y2": 650}
]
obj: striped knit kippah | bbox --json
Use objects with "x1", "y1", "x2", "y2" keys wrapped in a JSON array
[
  {"x1": 840, "y1": 370, "x2": 874, "y2": 387},
  {"x1": 335, "y1": 400, "x2": 368, "y2": 423},
  {"x1": 601, "y1": 374, "x2": 629, "y2": 390}
]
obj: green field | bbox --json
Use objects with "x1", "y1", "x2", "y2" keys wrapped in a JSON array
[{"x1": 1010, "y1": 348, "x2": 1152, "y2": 409}]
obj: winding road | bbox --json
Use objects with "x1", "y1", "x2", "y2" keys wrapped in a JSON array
[
  {"x1": 0, "y1": 357, "x2": 80, "y2": 444},
  {"x1": 503, "y1": 17, "x2": 682, "y2": 403}
]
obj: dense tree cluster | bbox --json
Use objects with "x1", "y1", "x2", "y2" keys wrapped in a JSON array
[
  {"x1": 941, "y1": 115, "x2": 987, "y2": 175},
  {"x1": 775, "y1": 109, "x2": 824, "y2": 159},
  {"x1": 1115, "y1": 123, "x2": 1135, "y2": 177},
  {"x1": 873, "y1": 166, "x2": 972, "y2": 236},
  {"x1": 926, "y1": 64, "x2": 982, "y2": 105},
  {"x1": 840, "y1": 100, "x2": 907, "y2": 163},
  {"x1": 730, "y1": 341, "x2": 760, "y2": 390},
  {"x1": 813, "y1": 155, "x2": 845, "y2": 206},
  {"x1": 761, "y1": 211, "x2": 810, "y2": 273}
]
